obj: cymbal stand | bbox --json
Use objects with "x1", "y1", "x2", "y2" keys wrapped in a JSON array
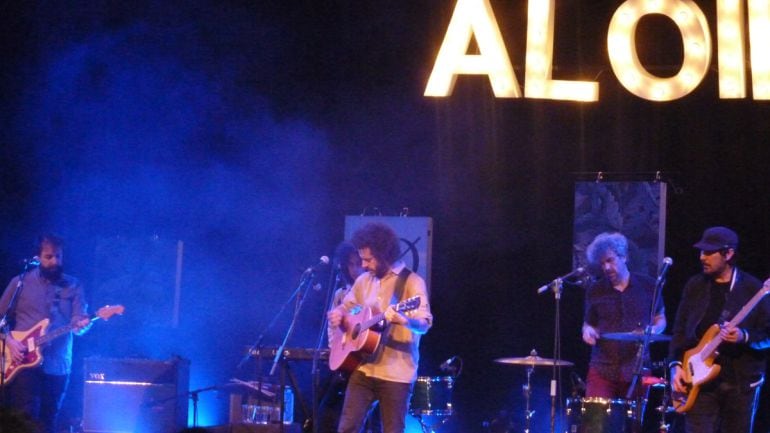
[{"x1": 523, "y1": 363, "x2": 535, "y2": 433}]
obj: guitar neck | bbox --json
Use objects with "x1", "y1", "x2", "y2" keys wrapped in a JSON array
[
  {"x1": 702, "y1": 334, "x2": 724, "y2": 359},
  {"x1": 703, "y1": 283, "x2": 770, "y2": 358},
  {"x1": 728, "y1": 284, "x2": 770, "y2": 328},
  {"x1": 36, "y1": 315, "x2": 102, "y2": 346},
  {"x1": 355, "y1": 296, "x2": 420, "y2": 333}
]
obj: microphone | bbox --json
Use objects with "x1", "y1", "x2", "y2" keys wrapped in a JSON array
[
  {"x1": 656, "y1": 257, "x2": 673, "y2": 285},
  {"x1": 440, "y1": 356, "x2": 458, "y2": 371},
  {"x1": 304, "y1": 256, "x2": 330, "y2": 274},
  {"x1": 537, "y1": 267, "x2": 585, "y2": 294},
  {"x1": 23, "y1": 256, "x2": 41, "y2": 267}
]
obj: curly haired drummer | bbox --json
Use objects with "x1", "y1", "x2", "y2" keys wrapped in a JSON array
[{"x1": 582, "y1": 232, "x2": 667, "y2": 398}]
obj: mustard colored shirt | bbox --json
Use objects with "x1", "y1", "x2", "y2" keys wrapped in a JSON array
[{"x1": 340, "y1": 261, "x2": 432, "y2": 383}]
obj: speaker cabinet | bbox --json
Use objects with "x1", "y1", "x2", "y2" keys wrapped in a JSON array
[{"x1": 83, "y1": 357, "x2": 189, "y2": 433}]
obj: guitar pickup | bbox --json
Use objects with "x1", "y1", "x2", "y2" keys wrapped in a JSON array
[{"x1": 26, "y1": 338, "x2": 35, "y2": 352}]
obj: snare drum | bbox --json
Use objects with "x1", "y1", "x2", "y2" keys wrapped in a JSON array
[
  {"x1": 410, "y1": 376, "x2": 454, "y2": 417},
  {"x1": 565, "y1": 397, "x2": 636, "y2": 433}
]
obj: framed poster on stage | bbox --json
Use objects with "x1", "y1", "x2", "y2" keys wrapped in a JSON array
[
  {"x1": 344, "y1": 216, "x2": 433, "y2": 292},
  {"x1": 573, "y1": 181, "x2": 668, "y2": 280}
]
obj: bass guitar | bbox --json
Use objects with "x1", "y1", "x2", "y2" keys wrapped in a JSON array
[
  {"x1": 672, "y1": 280, "x2": 770, "y2": 413},
  {"x1": 329, "y1": 296, "x2": 421, "y2": 373},
  {"x1": 2, "y1": 304, "x2": 125, "y2": 385}
]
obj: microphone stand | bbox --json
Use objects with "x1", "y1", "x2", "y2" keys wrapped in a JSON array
[
  {"x1": 624, "y1": 270, "x2": 668, "y2": 425},
  {"x1": 238, "y1": 275, "x2": 312, "y2": 370},
  {"x1": 0, "y1": 261, "x2": 36, "y2": 405},
  {"x1": 270, "y1": 269, "x2": 318, "y2": 433},
  {"x1": 144, "y1": 384, "x2": 226, "y2": 427},
  {"x1": 235, "y1": 267, "x2": 319, "y2": 432},
  {"x1": 539, "y1": 277, "x2": 567, "y2": 433},
  {"x1": 310, "y1": 265, "x2": 341, "y2": 433},
  {"x1": 550, "y1": 279, "x2": 564, "y2": 433}
]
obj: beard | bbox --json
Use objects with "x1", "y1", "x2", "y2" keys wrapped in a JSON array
[
  {"x1": 40, "y1": 264, "x2": 63, "y2": 282},
  {"x1": 702, "y1": 262, "x2": 726, "y2": 277},
  {"x1": 373, "y1": 263, "x2": 389, "y2": 279}
]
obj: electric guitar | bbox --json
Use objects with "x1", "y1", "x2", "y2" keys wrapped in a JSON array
[
  {"x1": 328, "y1": 296, "x2": 421, "y2": 373},
  {"x1": 2, "y1": 304, "x2": 125, "y2": 385},
  {"x1": 672, "y1": 280, "x2": 770, "y2": 413}
]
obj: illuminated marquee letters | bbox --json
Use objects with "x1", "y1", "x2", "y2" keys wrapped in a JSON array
[
  {"x1": 424, "y1": 0, "x2": 521, "y2": 97},
  {"x1": 607, "y1": 0, "x2": 711, "y2": 101},
  {"x1": 425, "y1": 0, "x2": 770, "y2": 101},
  {"x1": 746, "y1": 0, "x2": 770, "y2": 99},
  {"x1": 524, "y1": 0, "x2": 598, "y2": 101}
]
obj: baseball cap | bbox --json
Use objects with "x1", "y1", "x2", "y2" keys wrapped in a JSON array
[{"x1": 693, "y1": 226, "x2": 738, "y2": 251}]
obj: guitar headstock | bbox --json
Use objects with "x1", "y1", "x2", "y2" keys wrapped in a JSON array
[
  {"x1": 96, "y1": 304, "x2": 125, "y2": 321},
  {"x1": 396, "y1": 296, "x2": 421, "y2": 313}
]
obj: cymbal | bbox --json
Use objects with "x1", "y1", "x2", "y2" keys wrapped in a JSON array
[
  {"x1": 601, "y1": 331, "x2": 672, "y2": 342},
  {"x1": 494, "y1": 355, "x2": 574, "y2": 367}
]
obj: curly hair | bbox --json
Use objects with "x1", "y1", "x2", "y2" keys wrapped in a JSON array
[
  {"x1": 586, "y1": 232, "x2": 628, "y2": 265},
  {"x1": 351, "y1": 222, "x2": 401, "y2": 265}
]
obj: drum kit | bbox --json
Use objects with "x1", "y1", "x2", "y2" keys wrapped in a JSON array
[
  {"x1": 409, "y1": 375, "x2": 456, "y2": 433},
  {"x1": 492, "y1": 332, "x2": 679, "y2": 433},
  {"x1": 406, "y1": 355, "x2": 461, "y2": 433},
  {"x1": 405, "y1": 332, "x2": 677, "y2": 433}
]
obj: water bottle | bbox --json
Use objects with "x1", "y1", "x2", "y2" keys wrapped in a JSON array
[{"x1": 283, "y1": 386, "x2": 294, "y2": 424}]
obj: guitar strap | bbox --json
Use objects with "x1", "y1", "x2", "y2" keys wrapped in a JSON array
[
  {"x1": 374, "y1": 268, "x2": 413, "y2": 357},
  {"x1": 393, "y1": 268, "x2": 412, "y2": 302}
]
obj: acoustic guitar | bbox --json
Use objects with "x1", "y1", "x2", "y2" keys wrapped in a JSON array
[{"x1": 329, "y1": 296, "x2": 421, "y2": 373}]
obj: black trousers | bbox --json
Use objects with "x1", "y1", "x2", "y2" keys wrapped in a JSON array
[
  {"x1": 684, "y1": 377, "x2": 763, "y2": 433},
  {"x1": 3, "y1": 368, "x2": 69, "y2": 433},
  {"x1": 318, "y1": 372, "x2": 381, "y2": 433},
  {"x1": 337, "y1": 371, "x2": 411, "y2": 433}
]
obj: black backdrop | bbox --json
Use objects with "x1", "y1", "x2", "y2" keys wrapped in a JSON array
[{"x1": 1, "y1": 1, "x2": 769, "y2": 432}]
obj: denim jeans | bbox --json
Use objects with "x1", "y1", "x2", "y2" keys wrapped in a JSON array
[{"x1": 337, "y1": 370, "x2": 412, "y2": 433}]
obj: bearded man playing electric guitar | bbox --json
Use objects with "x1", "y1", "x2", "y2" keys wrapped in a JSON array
[
  {"x1": 327, "y1": 222, "x2": 432, "y2": 433},
  {"x1": 669, "y1": 226, "x2": 770, "y2": 433},
  {"x1": 0, "y1": 234, "x2": 91, "y2": 433}
]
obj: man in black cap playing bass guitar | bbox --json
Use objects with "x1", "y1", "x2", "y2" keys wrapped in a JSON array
[{"x1": 669, "y1": 226, "x2": 770, "y2": 433}]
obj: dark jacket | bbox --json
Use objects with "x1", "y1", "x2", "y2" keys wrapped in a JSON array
[{"x1": 669, "y1": 269, "x2": 770, "y2": 387}]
